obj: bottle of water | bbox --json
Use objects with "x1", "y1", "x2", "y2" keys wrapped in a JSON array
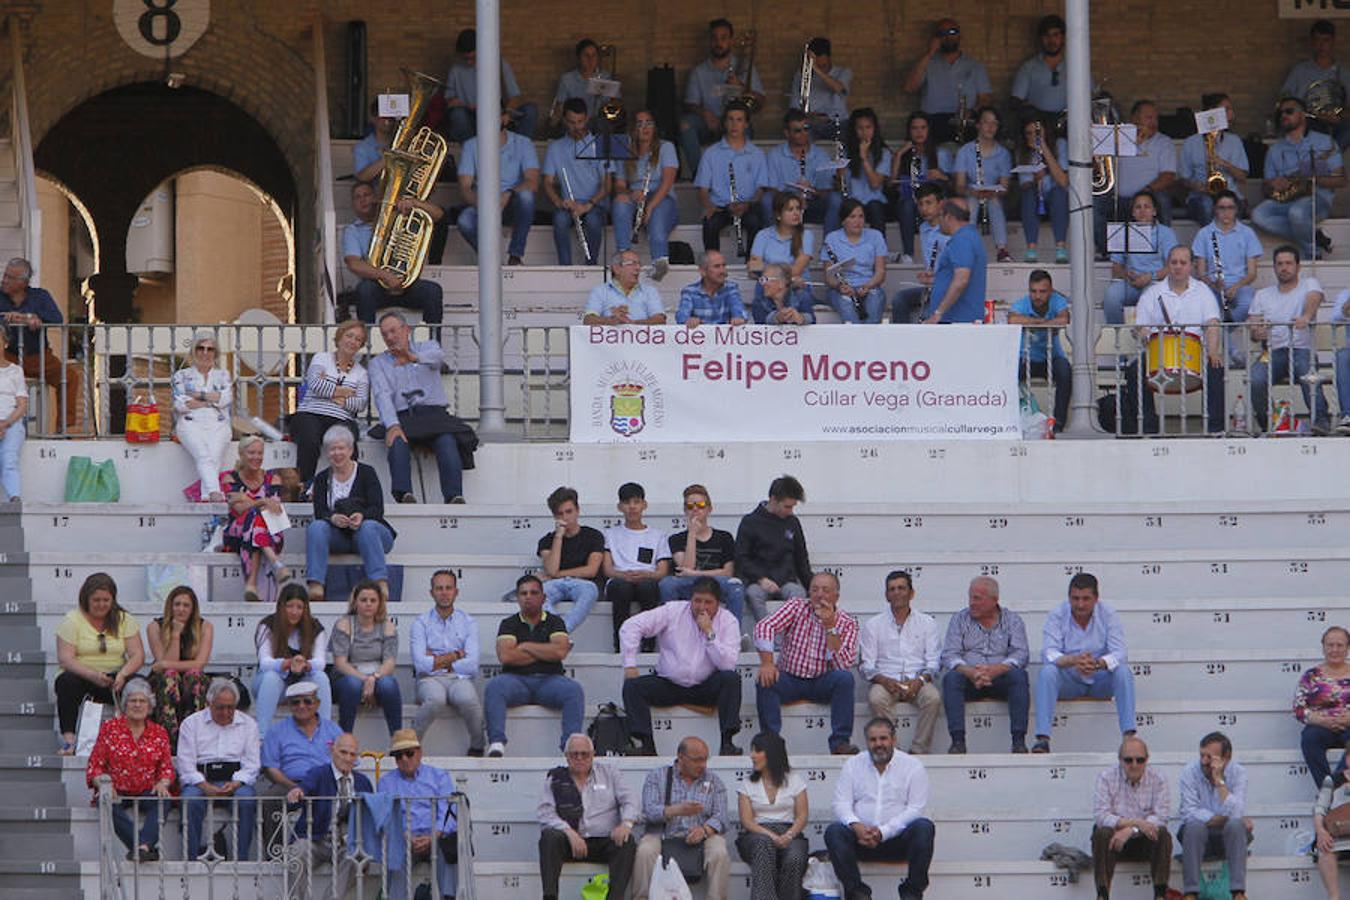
[{"x1": 1230, "y1": 393, "x2": 1247, "y2": 434}]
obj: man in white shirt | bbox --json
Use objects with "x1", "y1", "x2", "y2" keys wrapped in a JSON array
[
  {"x1": 603, "y1": 482, "x2": 671, "y2": 652},
  {"x1": 177, "y1": 678, "x2": 261, "y2": 860},
  {"x1": 1248, "y1": 244, "x2": 1331, "y2": 434},
  {"x1": 824, "y1": 717, "x2": 935, "y2": 900},
  {"x1": 1132, "y1": 246, "x2": 1225, "y2": 434},
  {"x1": 860, "y1": 571, "x2": 941, "y2": 755}
]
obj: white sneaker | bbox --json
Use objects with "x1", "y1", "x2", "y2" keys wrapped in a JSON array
[
  {"x1": 1337, "y1": 414, "x2": 1350, "y2": 435},
  {"x1": 651, "y1": 257, "x2": 670, "y2": 282},
  {"x1": 487, "y1": 741, "x2": 505, "y2": 757},
  {"x1": 898, "y1": 253, "x2": 914, "y2": 265}
]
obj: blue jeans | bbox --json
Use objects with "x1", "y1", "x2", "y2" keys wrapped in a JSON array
[
  {"x1": 824, "y1": 817, "x2": 935, "y2": 898},
  {"x1": 751, "y1": 283, "x2": 815, "y2": 324},
  {"x1": 657, "y1": 575, "x2": 744, "y2": 625},
  {"x1": 447, "y1": 102, "x2": 538, "y2": 144},
  {"x1": 1251, "y1": 192, "x2": 1332, "y2": 260},
  {"x1": 333, "y1": 672, "x2": 403, "y2": 734},
  {"x1": 306, "y1": 519, "x2": 395, "y2": 586},
  {"x1": 892, "y1": 287, "x2": 925, "y2": 325},
  {"x1": 355, "y1": 279, "x2": 444, "y2": 326},
  {"x1": 612, "y1": 193, "x2": 678, "y2": 261},
  {"x1": 941, "y1": 667, "x2": 1030, "y2": 740},
  {"x1": 973, "y1": 195, "x2": 1008, "y2": 247},
  {"x1": 1020, "y1": 184, "x2": 1068, "y2": 247},
  {"x1": 829, "y1": 287, "x2": 885, "y2": 324},
  {"x1": 1103, "y1": 280, "x2": 1144, "y2": 325},
  {"x1": 756, "y1": 669, "x2": 855, "y2": 751},
  {"x1": 893, "y1": 193, "x2": 920, "y2": 257},
  {"x1": 456, "y1": 188, "x2": 536, "y2": 259},
  {"x1": 111, "y1": 792, "x2": 161, "y2": 854},
  {"x1": 251, "y1": 669, "x2": 333, "y2": 738},
  {"x1": 551, "y1": 200, "x2": 609, "y2": 265},
  {"x1": 542, "y1": 577, "x2": 600, "y2": 632},
  {"x1": 0, "y1": 419, "x2": 22, "y2": 498},
  {"x1": 388, "y1": 425, "x2": 464, "y2": 502},
  {"x1": 182, "y1": 781, "x2": 257, "y2": 860},
  {"x1": 1251, "y1": 346, "x2": 1331, "y2": 431},
  {"x1": 1337, "y1": 346, "x2": 1350, "y2": 416},
  {"x1": 1301, "y1": 723, "x2": 1350, "y2": 788},
  {"x1": 483, "y1": 672, "x2": 583, "y2": 748},
  {"x1": 1034, "y1": 664, "x2": 1136, "y2": 737}
]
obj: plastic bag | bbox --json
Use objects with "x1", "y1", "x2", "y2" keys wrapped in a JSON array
[
  {"x1": 75, "y1": 698, "x2": 109, "y2": 756},
  {"x1": 579, "y1": 873, "x2": 610, "y2": 900},
  {"x1": 64, "y1": 456, "x2": 120, "y2": 503},
  {"x1": 648, "y1": 855, "x2": 693, "y2": 900},
  {"x1": 1197, "y1": 861, "x2": 1229, "y2": 900},
  {"x1": 146, "y1": 563, "x2": 209, "y2": 605},
  {"x1": 802, "y1": 856, "x2": 841, "y2": 898}
]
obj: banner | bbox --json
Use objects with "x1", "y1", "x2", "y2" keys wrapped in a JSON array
[{"x1": 569, "y1": 324, "x2": 1022, "y2": 443}]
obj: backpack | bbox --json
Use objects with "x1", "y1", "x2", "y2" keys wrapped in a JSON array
[{"x1": 587, "y1": 702, "x2": 638, "y2": 756}]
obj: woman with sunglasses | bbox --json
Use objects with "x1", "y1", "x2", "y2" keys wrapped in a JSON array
[
  {"x1": 612, "y1": 109, "x2": 680, "y2": 278},
  {"x1": 251, "y1": 582, "x2": 331, "y2": 737},
  {"x1": 54, "y1": 573, "x2": 145, "y2": 755},
  {"x1": 171, "y1": 329, "x2": 232, "y2": 502}
]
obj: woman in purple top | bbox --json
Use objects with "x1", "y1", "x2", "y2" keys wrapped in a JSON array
[{"x1": 1295, "y1": 625, "x2": 1350, "y2": 787}]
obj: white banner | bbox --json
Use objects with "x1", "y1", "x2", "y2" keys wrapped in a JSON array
[{"x1": 569, "y1": 324, "x2": 1022, "y2": 443}]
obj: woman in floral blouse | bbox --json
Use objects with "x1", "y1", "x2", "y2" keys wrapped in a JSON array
[
  {"x1": 220, "y1": 434, "x2": 290, "y2": 602},
  {"x1": 1295, "y1": 625, "x2": 1350, "y2": 788},
  {"x1": 85, "y1": 678, "x2": 174, "y2": 862},
  {"x1": 145, "y1": 585, "x2": 214, "y2": 748}
]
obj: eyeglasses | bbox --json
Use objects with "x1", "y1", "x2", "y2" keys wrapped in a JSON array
[
  {"x1": 939, "y1": 27, "x2": 960, "y2": 36},
  {"x1": 211, "y1": 703, "x2": 237, "y2": 712},
  {"x1": 391, "y1": 748, "x2": 418, "y2": 760},
  {"x1": 685, "y1": 499, "x2": 709, "y2": 510},
  {"x1": 196, "y1": 346, "x2": 217, "y2": 353},
  {"x1": 635, "y1": 120, "x2": 655, "y2": 128},
  {"x1": 1121, "y1": 756, "x2": 1147, "y2": 764},
  {"x1": 288, "y1": 697, "x2": 317, "y2": 706},
  {"x1": 1280, "y1": 107, "x2": 1300, "y2": 116}
]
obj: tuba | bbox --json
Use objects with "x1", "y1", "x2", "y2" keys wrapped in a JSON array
[
  {"x1": 367, "y1": 69, "x2": 449, "y2": 291},
  {"x1": 1307, "y1": 76, "x2": 1347, "y2": 123},
  {"x1": 1090, "y1": 93, "x2": 1119, "y2": 196}
]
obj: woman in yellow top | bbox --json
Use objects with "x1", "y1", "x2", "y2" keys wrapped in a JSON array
[{"x1": 55, "y1": 573, "x2": 144, "y2": 755}]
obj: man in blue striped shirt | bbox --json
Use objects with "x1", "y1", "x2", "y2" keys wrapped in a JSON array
[
  {"x1": 939, "y1": 576, "x2": 1030, "y2": 754},
  {"x1": 676, "y1": 251, "x2": 748, "y2": 327}
]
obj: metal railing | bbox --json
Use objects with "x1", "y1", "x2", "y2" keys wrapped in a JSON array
[
  {"x1": 97, "y1": 778, "x2": 475, "y2": 900},
  {"x1": 8, "y1": 15, "x2": 41, "y2": 281},
  {"x1": 24, "y1": 320, "x2": 1350, "y2": 441}
]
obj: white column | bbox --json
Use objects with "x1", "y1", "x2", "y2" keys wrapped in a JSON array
[
  {"x1": 475, "y1": 0, "x2": 507, "y2": 436},
  {"x1": 1063, "y1": 0, "x2": 1100, "y2": 438}
]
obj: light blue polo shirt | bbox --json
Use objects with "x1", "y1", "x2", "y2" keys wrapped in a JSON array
[
  {"x1": 445, "y1": 59, "x2": 524, "y2": 105},
  {"x1": 1011, "y1": 53, "x2": 1066, "y2": 112},
  {"x1": 954, "y1": 141, "x2": 1012, "y2": 188},
  {"x1": 543, "y1": 134, "x2": 611, "y2": 201},
  {"x1": 460, "y1": 130, "x2": 540, "y2": 194},
  {"x1": 918, "y1": 53, "x2": 992, "y2": 115},
  {"x1": 823, "y1": 228, "x2": 888, "y2": 290},
  {"x1": 750, "y1": 226, "x2": 817, "y2": 265},
  {"x1": 685, "y1": 56, "x2": 764, "y2": 118},
  {"x1": 764, "y1": 142, "x2": 836, "y2": 193},
  {"x1": 695, "y1": 139, "x2": 768, "y2": 208},
  {"x1": 1179, "y1": 132, "x2": 1249, "y2": 192},
  {"x1": 846, "y1": 148, "x2": 893, "y2": 204},
  {"x1": 1190, "y1": 222, "x2": 1262, "y2": 281},
  {"x1": 1110, "y1": 223, "x2": 1178, "y2": 277},
  {"x1": 616, "y1": 141, "x2": 678, "y2": 192}
]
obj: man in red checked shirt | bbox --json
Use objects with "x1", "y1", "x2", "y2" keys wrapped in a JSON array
[{"x1": 753, "y1": 572, "x2": 861, "y2": 755}]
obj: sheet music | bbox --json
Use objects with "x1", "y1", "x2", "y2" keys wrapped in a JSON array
[{"x1": 1091, "y1": 124, "x2": 1139, "y2": 157}]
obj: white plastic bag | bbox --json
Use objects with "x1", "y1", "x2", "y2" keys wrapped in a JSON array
[
  {"x1": 802, "y1": 856, "x2": 842, "y2": 898},
  {"x1": 75, "y1": 698, "x2": 108, "y2": 756},
  {"x1": 647, "y1": 855, "x2": 693, "y2": 900}
]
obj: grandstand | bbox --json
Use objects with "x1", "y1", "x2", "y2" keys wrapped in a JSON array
[{"x1": 3, "y1": 1, "x2": 1350, "y2": 898}]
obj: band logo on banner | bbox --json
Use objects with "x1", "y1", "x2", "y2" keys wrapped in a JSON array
[{"x1": 570, "y1": 325, "x2": 1022, "y2": 443}]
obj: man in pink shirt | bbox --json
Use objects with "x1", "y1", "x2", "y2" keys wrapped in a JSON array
[{"x1": 620, "y1": 577, "x2": 742, "y2": 757}]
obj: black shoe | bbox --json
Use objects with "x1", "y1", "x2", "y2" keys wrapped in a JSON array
[
  {"x1": 1317, "y1": 227, "x2": 1333, "y2": 252},
  {"x1": 1011, "y1": 737, "x2": 1029, "y2": 754},
  {"x1": 948, "y1": 738, "x2": 967, "y2": 754},
  {"x1": 465, "y1": 746, "x2": 485, "y2": 758},
  {"x1": 507, "y1": 255, "x2": 524, "y2": 266},
  {"x1": 394, "y1": 491, "x2": 417, "y2": 504},
  {"x1": 449, "y1": 495, "x2": 466, "y2": 504},
  {"x1": 719, "y1": 740, "x2": 742, "y2": 756},
  {"x1": 831, "y1": 743, "x2": 861, "y2": 755}
]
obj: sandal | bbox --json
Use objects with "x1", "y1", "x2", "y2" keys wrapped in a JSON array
[
  {"x1": 272, "y1": 566, "x2": 292, "y2": 585},
  {"x1": 57, "y1": 738, "x2": 76, "y2": 756},
  {"x1": 243, "y1": 588, "x2": 260, "y2": 603}
]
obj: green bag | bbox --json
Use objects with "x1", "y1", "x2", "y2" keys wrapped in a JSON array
[
  {"x1": 64, "y1": 456, "x2": 120, "y2": 503},
  {"x1": 1197, "y1": 860, "x2": 1229, "y2": 900},
  {"x1": 579, "y1": 873, "x2": 609, "y2": 900}
]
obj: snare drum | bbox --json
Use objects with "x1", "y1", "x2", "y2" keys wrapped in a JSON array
[{"x1": 1145, "y1": 331, "x2": 1203, "y2": 394}]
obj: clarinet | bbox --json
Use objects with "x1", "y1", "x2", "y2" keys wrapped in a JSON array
[
  {"x1": 798, "y1": 152, "x2": 814, "y2": 198},
  {"x1": 1033, "y1": 123, "x2": 1047, "y2": 216},
  {"x1": 729, "y1": 161, "x2": 745, "y2": 257},
  {"x1": 920, "y1": 234, "x2": 941, "y2": 319},
  {"x1": 975, "y1": 142, "x2": 990, "y2": 235},
  {"x1": 836, "y1": 125, "x2": 850, "y2": 199},
  {"x1": 559, "y1": 168, "x2": 592, "y2": 264},
  {"x1": 826, "y1": 242, "x2": 865, "y2": 321},
  {"x1": 910, "y1": 150, "x2": 922, "y2": 231},
  {"x1": 1211, "y1": 228, "x2": 1230, "y2": 315},
  {"x1": 633, "y1": 165, "x2": 654, "y2": 243}
]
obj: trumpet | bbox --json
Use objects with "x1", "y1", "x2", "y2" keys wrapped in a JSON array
[
  {"x1": 1203, "y1": 132, "x2": 1227, "y2": 196},
  {"x1": 948, "y1": 90, "x2": 975, "y2": 144},
  {"x1": 798, "y1": 43, "x2": 813, "y2": 114}
]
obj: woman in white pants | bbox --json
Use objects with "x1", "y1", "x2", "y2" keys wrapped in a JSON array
[{"x1": 171, "y1": 331, "x2": 232, "y2": 502}]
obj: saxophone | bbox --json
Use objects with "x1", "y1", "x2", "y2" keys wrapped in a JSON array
[{"x1": 1204, "y1": 132, "x2": 1227, "y2": 196}]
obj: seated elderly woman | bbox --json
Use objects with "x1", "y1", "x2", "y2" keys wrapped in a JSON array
[
  {"x1": 1295, "y1": 625, "x2": 1350, "y2": 789},
  {"x1": 85, "y1": 677, "x2": 174, "y2": 862},
  {"x1": 220, "y1": 433, "x2": 290, "y2": 602},
  {"x1": 145, "y1": 584, "x2": 214, "y2": 748},
  {"x1": 305, "y1": 424, "x2": 397, "y2": 602},
  {"x1": 171, "y1": 330, "x2": 232, "y2": 502},
  {"x1": 54, "y1": 572, "x2": 145, "y2": 755}
]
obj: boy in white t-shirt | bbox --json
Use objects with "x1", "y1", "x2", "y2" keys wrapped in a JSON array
[
  {"x1": 1247, "y1": 244, "x2": 1331, "y2": 433},
  {"x1": 602, "y1": 482, "x2": 671, "y2": 652}
]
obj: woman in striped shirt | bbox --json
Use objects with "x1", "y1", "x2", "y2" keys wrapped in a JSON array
[{"x1": 290, "y1": 320, "x2": 369, "y2": 485}]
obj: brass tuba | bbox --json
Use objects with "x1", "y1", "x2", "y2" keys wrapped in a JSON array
[
  {"x1": 1090, "y1": 93, "x2": 1119, "y2": 196},
  {"x1": 1307, "y1": 77, "x2": 1346, "y2": 123},
  {"x1": 367, "y1": 68, "x2": 449, "y2": 291}
]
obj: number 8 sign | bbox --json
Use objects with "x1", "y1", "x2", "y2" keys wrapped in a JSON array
[{"x1": 113, "y1": 0, "x2": 210, "y2": 59}]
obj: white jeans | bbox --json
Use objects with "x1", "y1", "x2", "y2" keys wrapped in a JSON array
[{"x1": 176, "y1": 414, "x2": 231, "y2": 495}]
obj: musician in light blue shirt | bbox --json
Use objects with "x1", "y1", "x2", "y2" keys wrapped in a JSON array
[
  {"x1": 843, "y1": 108, "x2": 893, "y2": 235},
  {"x1": 1191, "y1": 191, "x2": 1263, "y2": 326},
  {"x1": 1179, "y1": 94, "x2": 1250, "y2": 226},
  {"x1": 552, "y1": 39, "x2": 614, "y2": 124},
  {"x1": 352, "y1": 99, "x2": 396, "y2": 183},
  {"x1": 455, "y1": 107, "x2": 540, "y2": 265},
  {"x1": 760, "y1": 109, "x2": 842, "y2": 235},
  {"x1": 612, "y1": 111, "x2": 680, "y2": 273},
  {"x1": 893, "y1": 183, "x2": 949, "y2": 325},
  {"x1": 824, "y1": 199, "x2": 888, "y2": 324},
  {"x1": 542, "y1": 99, "x2": 613, "y2": 266},
  {"x1": 1094, "y1": 101, "x2": 1178, "y2": 256},
  {"x1": 900, "y1": 18, "x2": 993, "y2": 143},
  {"x1": 695, "y1": 103, "x2": 767, "y2": 259},
  {"x1": 1103, "y1": 190, "x2": 1178, "y2": 325},
  {"x1": 1010, "y1": 15, "x2": 1067, "y2": 115},
  {"x1": 1282, "y1": 19, "x2": 1350, "y2": 149},
  {"x1": 791, "y1": 37, "x2": 852, "y2": 137},
  {"x1": 953, "y1": 107, "x2": 1013, "y2": 262},
  {"x1": 680, "y1": 18, "x2": 765, "y2": 177},
  {"x1": 444, "y1": 28, "x2": 537, "y2": 143},
  {"x1": 1251, "y1": 97, "x2": 1347, "y2": 263}
]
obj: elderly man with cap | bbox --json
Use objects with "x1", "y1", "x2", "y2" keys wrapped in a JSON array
[
  {"x1": 285, "y1": 732, "x2": 375, "y2": 900},
  {"x1": 378, "y1": 728, "x2": 460, "y2": 900},
  {"x1": 538, "y1": 733, "x2": 639, "y2": 900},
  {"x1": 176, "y1": 677, "x2": 261, "y2": 860},
  {"x1": 261, "y1": 681, "x2": 344, "y2": 794}
]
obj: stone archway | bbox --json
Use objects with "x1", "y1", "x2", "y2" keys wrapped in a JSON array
[{"x1": 35, "y1": 82, "x2": 298, "y2": 322}]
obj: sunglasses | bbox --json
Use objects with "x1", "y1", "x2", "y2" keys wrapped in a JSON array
[
  {"x1": 288, "y1": 697, "x2": 317, "y2": 706},
  {"x1": 685, "y1": 499, "x2": 709, "y2": 510},
  {"x1": 97, "y1": 632, "x2": 107, "y2": 654},
  {"x1": 758, "y1": 275, "x2": 783, "y2": 285},
  {"x1": 1121, "y1": 756, "x2": 1147, "y2": 764},
  {"x1": 391, "y1": 748, "x2": 418, "y2": 760},
  {"x1": 196, "y1": 346, "x2": 217, "y2": 353},
  {"x1": 1280, "y1": 107, "x2": 1300, "y2": 115}
]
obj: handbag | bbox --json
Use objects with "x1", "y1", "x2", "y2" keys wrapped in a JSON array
[
  {"x1": 1326, "y1": 799, "x2": 1350, "y2": 838},
  {"x1": 64, "y1": 456, "x2": 120, "y2": 503},
  {"x1": 660, "y1": 766, "x2": 705, "y2": 884}
]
